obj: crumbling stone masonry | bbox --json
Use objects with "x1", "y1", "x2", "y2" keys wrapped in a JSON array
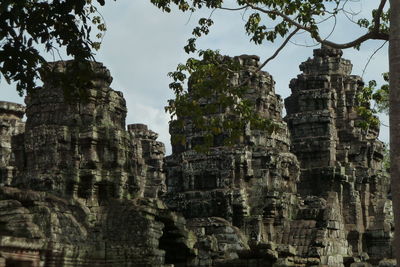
[{"x1": 0, "y1": 47, "x2": 394, "y2": 267}]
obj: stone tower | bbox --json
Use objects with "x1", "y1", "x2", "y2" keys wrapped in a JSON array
[
  {"x1": 165, "y1": 55, "x2": 302, "y2": 264},
  {"x1": 11, "y1": 61, "x2": 166, "y2": 201},
  {"x1": 285, "y1": 45, "x2": 393, "y2": 262},
  {"x1": 0, "y1": 61, "x2": 193, "y2": 267}
]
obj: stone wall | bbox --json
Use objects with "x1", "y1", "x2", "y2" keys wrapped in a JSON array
[{"x1": 0, "y1": 101, "x2": 25, "y2": 186}]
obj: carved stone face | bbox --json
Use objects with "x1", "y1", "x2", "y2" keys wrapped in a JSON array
[
  {"x1": 263, "y1": 196, "x2": 278, "y2": 218},
  {"x1": 266, "y1": 153, "x2": 298, "y2": 195},
  {"x1": 277, "y1": 153, "x2": 300, "y2": 188}
]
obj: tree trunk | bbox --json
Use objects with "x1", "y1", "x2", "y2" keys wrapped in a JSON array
[{"x1": 389, "y1": 0, "x2": 400, "y2": 263}]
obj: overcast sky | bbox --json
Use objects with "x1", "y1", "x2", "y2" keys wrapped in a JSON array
[{"x1": 0, "y1": 1, "x2": 389, "y2": 155}]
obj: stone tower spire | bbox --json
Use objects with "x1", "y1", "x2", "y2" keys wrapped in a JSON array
[
  {"x1": 165, "y1": 55, "x2": 301, "y2": 260},
  {"x1": 285, "y1": 46, "x2": 392, "y2": 260},
  {"x1": 12, "y1": 61, "x2": 166, "y2": 201}
]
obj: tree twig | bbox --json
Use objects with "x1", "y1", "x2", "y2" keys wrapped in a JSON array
[
  {"x1": 361, "y1": 40, "x2": 388, "y2": 78},
  {"x1": 219, "y1": 6, "x2": 249, "y2": 11},
  {"x1": 256, "y1": 27, "x2": 300, "y2": 72}
]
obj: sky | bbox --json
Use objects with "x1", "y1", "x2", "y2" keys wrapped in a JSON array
[{"x1": 0, "y1": 0, "x2": 389, "y2": 155}]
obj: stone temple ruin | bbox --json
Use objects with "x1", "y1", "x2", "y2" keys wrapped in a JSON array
[{"x1": 0, "y1": 46, "x2": 394, "y2": 266}]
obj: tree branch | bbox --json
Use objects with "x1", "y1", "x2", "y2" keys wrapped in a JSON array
[
  {"x1": 219, "y1": 6, "x2": 249, "y2": 11},
  {"x1": 246, "y1": 2, "x2": 389, "y2": 49},
  {"x1": 256, "y1": 27, "x2": 300, "y2": 72},
  {"x1": 362, "y1": 40, "x2": 388, "y2": 78},
  {"x1": 236, "y1": 27, "x2": 301, "y2": 87},
  {"x1": 373, "y1": 0, "x2": 387, "y2": 31},
  {"x1": 318, "y1": 31, "x2": 388, "y2": 48}
]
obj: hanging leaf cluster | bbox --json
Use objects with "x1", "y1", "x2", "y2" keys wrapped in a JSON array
[
  {"x1": 150, "y1": 0, "x2": 388, "y2": 56},
  {"x1": 0, "y1": 0, "x2": 110, "y2": 96},
  {"x1": 357, "y1": 72, "x2": 389, "y2": 129}
]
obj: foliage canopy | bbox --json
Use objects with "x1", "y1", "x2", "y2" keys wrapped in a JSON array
[
  {"x1": 151, "y1": 0, "x2": 390, "y2": 145},
  {"x1": 0, "y1": 0, "x2": 108, "y2": 96}
]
